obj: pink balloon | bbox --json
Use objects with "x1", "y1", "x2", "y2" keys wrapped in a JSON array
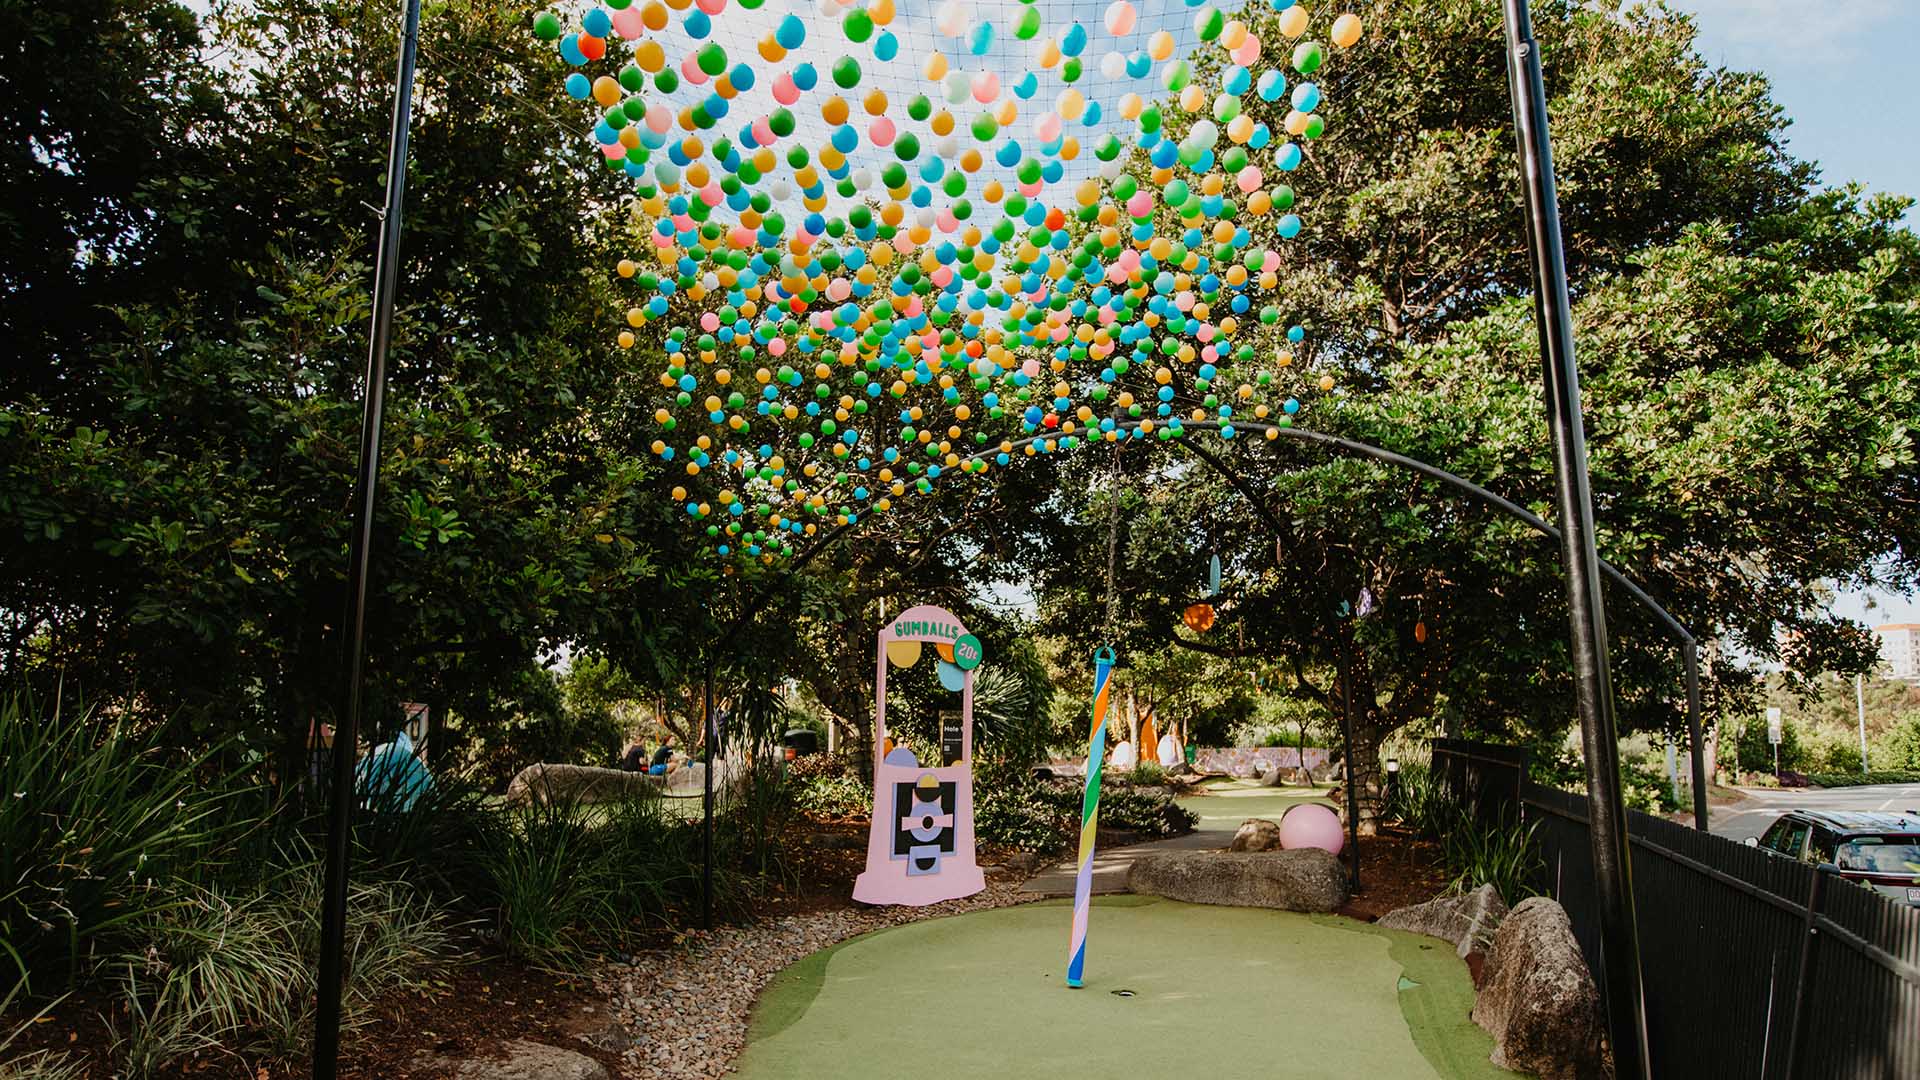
[
  {"x1": 1105, "y1": 1, "x2": 1136, "y2": 36},
  {"x1": 1201, "y1": 343, "x2": 1220, "y2": 361},
  {"x1": 699, "y1": 184, "x2": 723, "y2": 206},
  {"x1": 868, "y1": 116, "x2": 896, "y2": 145},
  {"x1": 680, "y1": 55, "x2": 710, "y2": 85},
  {"x1": 672, "y1": 213, "x2": 695, "y2": 231},
  {"x1": 1236, "y1": 165, "x2": 1263, "y2": 193},
  {"x1": 1017, "y1": 180, "x2": 1044, "y2": 197},
  {"x1": 609, "y1": 7, "x2": 644, "y2": 39},
  {"x1": 1126, "y1": 191, "x2": 1154, "y2": 218},
  {"x1": 891, "y1": 231, "x2": 914, "y2": 253},
  {"x1": 695, "y1": 0, "x2": 727, "y2": 13},
  {"x1": 1261, "y1": 250, "x2": 1282, "y2": 273},
  {"x1": 773, "y1": 75, "x2": 799, "y2": 106},
  {"x1": 768, "y1": 337, "x2": 788, "y2": 356},
  {"x1": 1174, "y1": 292, "x2": 1195, "y2": 311},
  {"x1": 646, "y1": 107, "x2": 673, "y2": 134},
  {"x1": 1231, "y1": 35, "x2": 1261, "y2": 66},
  {"x1": 935, "y1": 210, "x2": 959, "y2": 233},
  {"x1": 827, "y1": 278, "x2": 851, "y2": 301},
  {"x1": 1021, "y1": 358, "x2": 1042, "y2": 377},
  {"x1": 1196, "y1": 323, "x2": 1215, "y2": 342},
  {"x1": 700, "y1": 312, "x2": 721, "y2": 332},
  {"x1": 1033, "y1": 112, "x2": 1062, "y2": 142},
  {"x1": 903, "y1": 296, "x2": 924, "y2": 317},
  {"x1": 970, "y1": 72, "x2": 1000, "y2": 103},
  {"x1": 728, "y1": 226, "x2": 754, "y2": 247},
  {"x1": 600, "y1": 140, "x2": 625, "y2": 157},
  {"x1": 1279, "y1": 804, "x2": 1344, "y2": 855},
  {"x1": 652, "y1": 232, "x2": 675, "y2": 247},
  {"x1": 752, "y1": 117, "x2": 775, "y2": 144}
]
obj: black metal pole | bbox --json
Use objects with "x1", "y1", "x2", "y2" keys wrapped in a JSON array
[
  {"x1": 1498, "y1": 3, "x2": 1650, "y2": 1076},
  {"x1": 1336, "y1": 638, "x2": 1361, "y2": 893},
  {"x1": 702, "y1": 663, "x2": 715, "y2": 930},
  {"x1": 312, "y1": 0, "x2": 421, "y2": 1075},
  {"x1": 1684, "y1": 639, "x2": 1708, "y2": 830}
]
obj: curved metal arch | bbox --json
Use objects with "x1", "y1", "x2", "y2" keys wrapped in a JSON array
[{"x1": 713, "y1": 421, "x2": 1708, "y2": 830}]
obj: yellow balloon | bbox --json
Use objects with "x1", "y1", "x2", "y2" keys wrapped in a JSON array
[
  {"x1": 1119, "y1": 92, "x2": 1144, "y2": 119},
  {"x1": 1058, "y1": 89, "x2": 1086, "y2": 121},
  {"x1": 1279, "y1": 6, "x2": 1309, "y2": 39},
  {"x1": 1178, "y1": 84, "x2": 1206, "y2": 113},
  {"x1": 1332, "y1": 12, "x2": 1363, "y2": 48},
  {"x1": 1319, "y1": 374, "x2": 1336, "y2": 392},
  {"x1": 1284, "y1": 109, "x2": 1311, "y2": 136},
  {"x1": 923, "y1": 51, "x2": 948, "y2": 80},
  {"x1": 1038, "y1": 39, "x2": 1061, "y2": 68},
  {"x1": 822, "y1": 96, "x2": 850, "y2": 124},
  {"x1": 618, "y1": 331, "x2": 635, "y2": 348},
  {"x1": 1220, "y1": 20, "x2": 1248, "y2": 49},
  {"x1": 591, "y1": 76, "x2": 621, "y2": 107},
  {"x1": 1149, "y1": 29, "x2": 1175, "y2": 60},
  {"x1": 869, "y1": 0, "x2": 896, "y2": 26},
  {"x1": 1227, "y1": 114, "x2": 1255, "y2": 144},
  {"x1": 635, "y1": 40, "x2": 665, "y2": 72}
]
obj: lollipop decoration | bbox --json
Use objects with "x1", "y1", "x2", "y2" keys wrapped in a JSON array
[{"x1": 529, "y1": 1, "x2": 1366, "y2": 561}]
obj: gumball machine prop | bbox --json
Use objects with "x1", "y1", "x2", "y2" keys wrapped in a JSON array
[{"x1": 852, "y1": 604, "x2": 986, "y2": 906}]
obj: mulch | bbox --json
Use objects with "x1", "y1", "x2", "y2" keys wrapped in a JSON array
[{"x1": 1336, "y1": 826, "x2": 1450, "y2": 922}]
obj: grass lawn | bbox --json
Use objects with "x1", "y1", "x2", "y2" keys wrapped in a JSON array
[{"x1": 735, "y1": 896, "x2": 1517, "y2": 1080}]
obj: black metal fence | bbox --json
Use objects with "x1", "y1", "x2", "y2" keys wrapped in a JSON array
[
  {"x1": 1519, "y1": 780, "x2": 1920, "y2": 1078},
  {"x1": 1430, "y1": 737, "x2": 1529, "y2": 825}
]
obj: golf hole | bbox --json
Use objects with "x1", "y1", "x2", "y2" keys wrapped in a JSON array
[{"x1": 1111, "y1": 989, "x2": 1135, "y2": 998}]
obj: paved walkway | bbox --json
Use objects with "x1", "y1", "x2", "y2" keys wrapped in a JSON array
[{"x1": 1020, "y1": 779, "x2": 1339, "y2": 896}]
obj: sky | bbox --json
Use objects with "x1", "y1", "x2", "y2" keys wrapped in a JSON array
[{"x1": 1676, "y1": 0, "x2": 1920, "y2": 625}]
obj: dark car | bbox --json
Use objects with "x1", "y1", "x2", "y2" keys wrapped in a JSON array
[{"x1": 1749, "y1": 810, "x2": 1920, "y2": 906}]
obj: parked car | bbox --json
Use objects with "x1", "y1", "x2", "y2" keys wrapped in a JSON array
[{"x1": 1748, "y1": 810, "x2": 1920, "y2": 906}]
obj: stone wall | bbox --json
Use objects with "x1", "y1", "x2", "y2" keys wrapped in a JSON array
[{"x1": 1191, "y1": 745, "x2": 1332, "y2": 778}]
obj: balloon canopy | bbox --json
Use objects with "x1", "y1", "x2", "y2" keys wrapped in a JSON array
[{"x1": 534, "y1": 0, "x2": 1366, "y2": 561}]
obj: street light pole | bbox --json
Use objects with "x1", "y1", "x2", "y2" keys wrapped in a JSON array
[
  {"x1": 1498, "y1": 2, "x2": 1650, "y2": 1076},
  {"x1": 312, "y1": 0, "x2": 421, "y2": 1076},
  {"x1": 1856, "y1": 673, "x2": 1870, "y2": 773}
]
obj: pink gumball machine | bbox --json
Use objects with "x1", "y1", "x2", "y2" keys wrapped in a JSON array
[{"x1": 852, "y1": 604, "x2": 986, "y2": 906}]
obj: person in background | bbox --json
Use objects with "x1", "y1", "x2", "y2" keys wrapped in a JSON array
[{"x1": 620, "y1": 740, "x2": 649, "y2": 772}]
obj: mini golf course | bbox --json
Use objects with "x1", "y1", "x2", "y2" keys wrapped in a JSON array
[{"x1": 734, "y1": 895, "x2": 1514, "y2": 1080}]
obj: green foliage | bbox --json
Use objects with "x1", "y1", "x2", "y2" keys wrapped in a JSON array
[
  {"x1": 485, "y1": 795, "x2": 624, "y2": 970},
  {"x1": 1874, "y1": 715, "x2": 1920, "y2": 771},
  {"x1": 0, "y1": 985, "x2": 86, "y2": 1080},
  {"x1": 975, "y1": 782, "x2": 1071, "y2": 852},
  {"x1": 104, "y1": 864, "x2": 452, "y2": 1072},
  {"x1": 1094, "y1": 783, "x2": 1200, "y2": 838},
  {"x1": 1125, "y1": 761, "x2": 1168, "y2": 787},
  {"x1": 1732, "y1": 716, "x2": 1804, "y2": 774},
  {"x1": 1807, "y1": 770, "x2": 1920, "y2": 789},
  {"x1": 1443, "y1": 816, "x2": 1545, "y2": 910},
  {"x1": 1384, "y1": 761, "x2": 1455, "y2": 840},
  {"x1": 791, "y1": 775, "x2": 871, "y2": 819},
  {"x1": 0, "y1": 697, "x2": 244, "y2": 992}
]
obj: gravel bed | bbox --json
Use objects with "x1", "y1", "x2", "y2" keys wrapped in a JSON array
[{"x1": 593, "y1": 878, "x2": 1038, "y2": 1078}]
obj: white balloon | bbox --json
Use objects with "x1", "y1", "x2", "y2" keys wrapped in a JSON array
[
  {"x1": 1099, "y1": 51, "x2": 1128, "y2": 79},
  {"x1": 942, "y1": 71, "x2": 971, "y2": 104},
  {"x1": 816, "y1": 0, "x2": 841, "y2": 18},
  {"x1": 935, "y1": 134, "x2": 960, "y2": 158},
  {"x1": 702, "y1": 272, "x2": 721, "y2": 291},
  {"x1": 915, "y1": 207, "x2": 937, "y2": 229},
  {"x1": 1099, "y1": 158, "x2": 1126, "y2": 180},
  {"x1": 935, "y1": 1, "x2": 968, "y2": 37},
  {"x1": 769, "y1": 179, "x2": 792, "y2": 202},
  {"x1": 852, "y1": 168, "x2": 874, "y2": 189}
]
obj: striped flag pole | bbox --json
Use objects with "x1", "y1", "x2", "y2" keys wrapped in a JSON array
[{"x1": 1066, "y1": 645, "x2": 1117, "y2": 988}]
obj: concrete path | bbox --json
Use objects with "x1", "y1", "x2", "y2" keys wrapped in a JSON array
[
  {"x1": 1708, "y1": 781, "x2": 1920, "y2": 841},
  {"x1": 1020, "y1": 780, "x2": 1337, "y2": 896}
]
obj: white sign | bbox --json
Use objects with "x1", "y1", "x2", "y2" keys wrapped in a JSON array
[{"x1": 1766, "y1": 707, "x2": 1783, "y2": 745}]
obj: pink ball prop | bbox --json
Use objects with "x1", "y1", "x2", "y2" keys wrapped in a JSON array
[{"x1": 1279, "y1": 803, "x2": 1344, "y2": 855}]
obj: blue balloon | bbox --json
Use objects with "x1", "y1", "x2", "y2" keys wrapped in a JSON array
[
  {"x1": 1061, "y1": 22, "x2": 1088, "y2": 56},
  {"x1": 1013, "y1": 72, "x2": 1039, "y2": 99},
  {"x1": 792, "y1": 63, "x2": 818, "y2": 91},
  {"x1": 968, "y1": 21, "x2": 994, "y2": 56},
  {"x1": 1278, "y1": 214, "x2": 1303, "y2": 239},
  {"x1": 683, "y1": 9, "x2": 710, "y2": 38},
  {"x1": 1275, "y1": 141, "x2": 1303, "y2": 171},
  {"x1": 1223, "y1": 65, "x2": 1252, "y2": 95},
  {"x1": 564, "y1": 72, "x2": 591, "y2": 99},
  {"x1": 1126, "y1": 51, "x2": 1152, "y2": 78},
  {"x1": 875, "y1": 30, "x2": 899, "y2": 61},
  {"x1": 730, "y1": 63, "x2": 757, "y2": 91},
  {"x1": 581, "y1": 9, "x2": 611, "y2": 37},
  {"x1": 775, "y1": 13, "x2": 806, "y2": 48},
  {"x1": 1291, "y1": 82, "x2": 1322, "y2": 112},
  {"x1": 559, "y1": 33, "x2": 587, "y2": 66}
]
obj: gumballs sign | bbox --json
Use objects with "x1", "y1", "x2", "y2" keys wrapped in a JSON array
[{"x1": 1279, "y1": 803, "x2": 1344, "y2": 855}]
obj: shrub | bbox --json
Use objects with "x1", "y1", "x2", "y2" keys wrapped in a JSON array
[
  {"x1": 1807, "y1": 769, "x2": 1920, "y2": 788},
  {"x1": 1442, "y1": 814, "x2": 1544, "y2": 909},
  {"x1": 1125, "y1": 761, "x2": 1168, "y2": 787},
  {"x1": 792, "y1": 774, "x2": 871, "y2": 819},
  {"x1": 486, "y1": 795, "x2": 621, "y2": 970},
  {"x1": 788, "y1": 750, "x2": 855, "y2": 781},
  {"x1": 1385, "y1": 760, "x2": 1453, "y2": 839},
  {"x1": 1733, "y1": 716, "x2": 1803, "y2": 773},
  {"x1": 106, "y1": 861, "x2": 454, "y2": 1071},
  {"x1": 975, "y1": 783, "x2": 1070, "y2": 852},
  {"x1": 0, "y1": 696, "x2": 244, "y2": 992},
  {"x1": 1096, "y1": 785, "x2": 1197, "y2": 838}
]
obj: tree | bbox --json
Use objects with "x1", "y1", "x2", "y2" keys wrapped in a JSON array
[{"x1": 1020, "y1": 0, "x2": 1920, "y2": 825}]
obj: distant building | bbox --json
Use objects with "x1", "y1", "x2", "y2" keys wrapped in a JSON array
[{"x1": 1874, "y1": 624, "x2": 1920, "y2": 681}]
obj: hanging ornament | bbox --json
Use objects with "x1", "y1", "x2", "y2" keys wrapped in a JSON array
[
  {"x1": 1414, "y1": 619, "x2": 1429, "y2": 644},
  {"x1": 1182, "y1": 602, "x2": 1216, "y2": 632}
]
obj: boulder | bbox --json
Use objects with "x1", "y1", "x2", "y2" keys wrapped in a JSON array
[
  {"x1": 505, "y1": 763, "x2": 660, "y2": 806},
  {"x1": 1258, "y1": 763, "x2": 1287, "y2": 787},
  {"x1": 454, "y1": 1040, "x2": 609, "y2": 1080},
  {"x1": 1126, "y1": 849, "x2": 1348, "y2": 912},
  {"x1": 1377, "y1": 883, "x2": 1508, "y2": 980},
  {"x1": 1228, "y1": 817, "x2": 1283, "y2": 852},
  {"x1": 1471, "y1": 897, "x2": 1610, "y2": 1080}
]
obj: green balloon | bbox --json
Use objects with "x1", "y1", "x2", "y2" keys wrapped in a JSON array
[
  {"x1": 1195, "y1": 7, "x2": 1225, "y2": 41},
  {"x1": 1015, "y1": 7, "x2": 1042, "y2": 40},
  {"x1": 970, "y1": 113, "x2": 998, "y2": 141},
  {"x1": 1303, "y1": 114, "x2": 1326, "y2": 140},
  {"x1": 696, "y1": 44, "x2": 728, "y2": 77},
  {"x1": 894, "y1": 132, "x2": 920, "y2": 160},
  {"x1": 832, "y1": 56, "x2": 862, "y2": 89},
  {"x1": 1163, "y1": 60, "x2": 1190, "y2": 92},
  {"x1": 532, "y1": 12, "x2": 561, "y2": 40},
  {"x1": 844, "y1": 9, "x2": 874, "y2": 42},
  {"x1": 1293, "y1": 41, "x2": 1325, "y2": 75},
  {"x1": 907, "y1": 95, "x2": 933, "y2": 122}
]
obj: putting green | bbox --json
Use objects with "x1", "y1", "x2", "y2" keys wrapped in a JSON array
[
  {"x1": 1176, "y1": 782, "x2": 1339, "y2": 835},
  {"x1": 737, "y1": 897, "x2": 1516, "y2": 1080}
]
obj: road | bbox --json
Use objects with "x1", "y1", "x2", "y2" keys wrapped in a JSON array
[{"x1": 1707, "y1": 782, "x2": 1920, "y2": 841}]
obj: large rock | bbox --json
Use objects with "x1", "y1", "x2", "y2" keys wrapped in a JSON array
[
  {"x1": 1228, "y1": 818, "x2": 1283, "y2": 852},
  {"x1": 1471, "y1": 898, "x2": 1610, "y2": 1080},
  {"x1": 1377, "y1": 883, "x2": 1509, "y2": 980},
  {"x1": 1126, "y1": 849, "x2": 1348, "y2": 912},
  {"x1": 454, "y1": 1040, "x2": 609, "y2": 1080},
  {"x1": 504, "y1": 763, "x2": 660, "y2": 805}
]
